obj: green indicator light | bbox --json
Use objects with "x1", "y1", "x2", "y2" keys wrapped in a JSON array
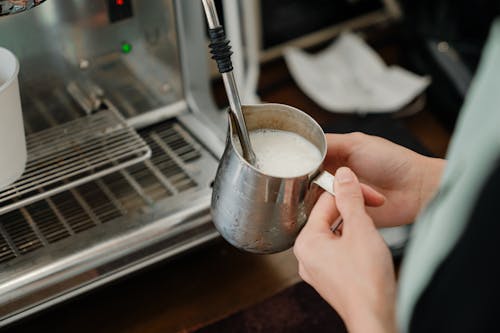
[{"x1": 121, "y1": 42, "x2": 132, "y2": 54}]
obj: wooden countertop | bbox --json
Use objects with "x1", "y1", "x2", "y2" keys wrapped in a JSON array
[{"x1": 8, "y1": 239, "x2": 301, "y2": 333}]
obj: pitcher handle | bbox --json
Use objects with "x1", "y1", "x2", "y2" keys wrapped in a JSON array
[
  {"x1": 312, "y1": 170, "x2": 335, "y2": 196},
  {"x1": 311, "y1": 171, "x2": 343, "y2": 233}
]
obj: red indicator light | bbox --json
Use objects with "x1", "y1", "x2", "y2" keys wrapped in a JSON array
[{"x1": 108, "y1": 0, "x2": 132, "y2": 22}]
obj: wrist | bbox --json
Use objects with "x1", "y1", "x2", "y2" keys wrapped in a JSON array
[
  {"x1": 340, "y1": 286, "x2": 397, "y2": 333},
  {"x1": 417, "y1": 156, "x2": 446, "y2": 211},
  {"x1": 343, "y1": 303, "x2": 397, "y2": 333}
]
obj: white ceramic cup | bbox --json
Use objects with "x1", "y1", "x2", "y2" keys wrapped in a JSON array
[{"x1": 0, "y1": 47, "x2": 27, "y2": 189}]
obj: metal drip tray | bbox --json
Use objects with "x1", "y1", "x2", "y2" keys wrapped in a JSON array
[
  {"x1": 0, "y1": 107, "x2": 151, "y2": 215},
  {"x1": 0, "y1": 118, "x2": 218, "y2": 264},
  {"x1": 0, "y1": 117, "x2": 220, "y2": 323}
]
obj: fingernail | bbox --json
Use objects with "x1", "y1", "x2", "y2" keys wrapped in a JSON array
[{"x1": 336, "y1": 167, "x2": 354, "y2": 184}]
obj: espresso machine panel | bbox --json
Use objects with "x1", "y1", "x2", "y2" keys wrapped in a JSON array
[{"x1": 0, "y1": 0, "x2": 186, "y2": 120}]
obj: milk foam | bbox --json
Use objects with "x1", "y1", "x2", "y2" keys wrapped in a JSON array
[{"x1": 248, "y1": 129, "x2": 322, "y2": 178}]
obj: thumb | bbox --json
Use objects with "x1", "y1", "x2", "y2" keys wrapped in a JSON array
[
  {"x1": 334, "y1": 167, "x2": 369, "y2": 225},
  {"x1": 302, "y1": 191, "x2": 340, "y2": 235}
]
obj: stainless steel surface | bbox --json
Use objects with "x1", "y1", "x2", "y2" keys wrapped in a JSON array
[
  {"x1": 212, "y1": 103, "x2": 336, "y2": 254},
  {"x1": 201, "y1": 0, "x2": 256, "y2": 165},
  {"x1": 0, "y1": 117, "x2": 219, "y2": 323},
  {"x1": 175, "y1": 0, "x2": 226, "y2": 143},
  {"x1": 223, "y1": 75, "x2": 256, "y2": 164},
  {"x1": 312, "y1": 171, "x2": 335, "y2": 196},
  {"x1": 0, "y1": 0, "x2": 45, "y2": 16},
  {"x1": 0, "y1": 106, "x2": 151, "y2": 215},
  {"x1": 0, "y1": 0, "x2": 184, "y2": 121},
  {"x1": 0, "y1": 198, "x2": 217, "y2": 325},
  {"x1": 3, "y1": 228, "x2": 220, "y2": 329},
  {"x1": 0, "y1": 118, "x2": 216, "y2": 261},
  {"x1": 201, "y1": 0, "x2": 220, "y2": 27},
  {"x1": 0, "y1": 0, "x2": 227, "y2": 325}
]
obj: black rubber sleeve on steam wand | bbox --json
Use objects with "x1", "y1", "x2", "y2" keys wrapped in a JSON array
[{"x1": 208, "y1": 26, "x2": 233, "y2": 74}]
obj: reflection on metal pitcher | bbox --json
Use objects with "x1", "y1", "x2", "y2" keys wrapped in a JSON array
[{"x1": 211, "y1": 103, "x2": 336, "y2": 254}]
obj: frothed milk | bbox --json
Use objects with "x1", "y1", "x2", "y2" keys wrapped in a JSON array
[{"x1": 246, "y1": 129, "x2": 322, "y2": 178}]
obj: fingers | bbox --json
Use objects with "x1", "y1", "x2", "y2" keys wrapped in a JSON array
[
  {"x1": 334, "y1": 167, "x2": 370, "y2": 231},
  {"x1": 300, "y1": 175, "x2": 381, "y2": 236},
  {"x1": 294, "y1": 192, "x2": 340, "y2": 265},
  {"x1": 325, "y1": 133, "x2": 361, "y2": 157},
  {"x1": 299, "y1": 164, "x2": 380, "y2": 241},
  {"x1": 325, "y1": 133, "x2": 385, "y2": 207},
  {"x1": 361, "y1": 183, "x2": 385, "y2": 207},
  {"x1": 301, "y1": 191, "x2": 340, "y2": 235},
  {"x1": 325, "y1": 133, "x2": 364, "y2": 167}
]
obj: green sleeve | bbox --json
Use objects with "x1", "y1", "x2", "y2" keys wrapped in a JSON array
[{"x1": 397, "y1": 18, "x2": 500, "y2": 332}]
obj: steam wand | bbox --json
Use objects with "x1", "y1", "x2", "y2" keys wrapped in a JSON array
[{"x1": 201, "y1": 0, "x2": 257, "y2": 165}]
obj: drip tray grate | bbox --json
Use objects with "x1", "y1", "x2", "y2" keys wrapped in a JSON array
[
  {"x1": 0, "y1": 108, "x2": 151, "y2": 215},
  {"x1": 0, "y1": 119, "x2": 209, "y2": 264}
]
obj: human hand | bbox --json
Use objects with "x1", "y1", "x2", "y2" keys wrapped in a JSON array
[
  {"x1": 294, "y1": 167, "x2": 397, "y2": 333},
  {"x1": 325, "y1": 132, "x2": 445, "y2": 227}
]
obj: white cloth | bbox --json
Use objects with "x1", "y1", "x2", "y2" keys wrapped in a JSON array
[{"x1": 284, "y1": 32, "x2": 430, "y2": 114}]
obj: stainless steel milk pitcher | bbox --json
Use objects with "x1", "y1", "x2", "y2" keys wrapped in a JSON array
[{"x1": 211, "y1": 103, "x2": 336, "y2": 254}]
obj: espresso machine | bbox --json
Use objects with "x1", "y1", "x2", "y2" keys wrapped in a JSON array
[{"x1": 0, "y1": 0, "x2": 226, "y2": 325}]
